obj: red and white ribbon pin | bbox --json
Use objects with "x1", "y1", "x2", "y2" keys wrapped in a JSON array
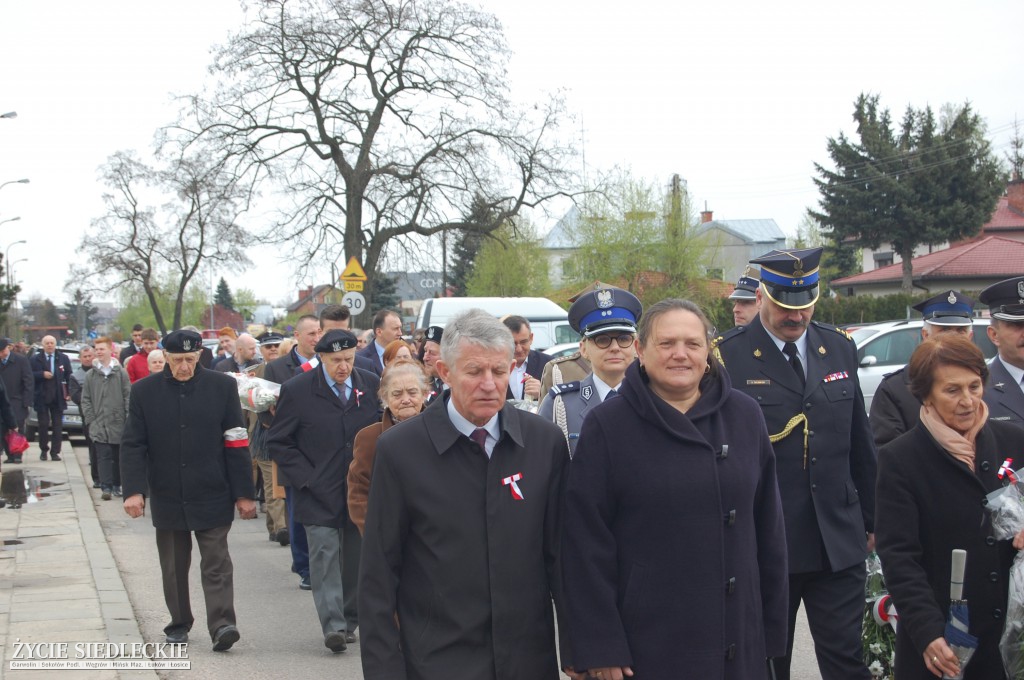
[
  {"x1": 502, "y1": 472, "x2": 524, "y2": 500},
  {"x1": 999, "y1": 458, "x2": 1017, "y2": 483}
]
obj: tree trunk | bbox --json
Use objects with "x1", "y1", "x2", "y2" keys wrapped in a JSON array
[
  {"x1": 144, "y1": 283, "x2": 167, "y2": 335},
  {"x1": 899, "y1": 245, "x2": 915, "y2": 294}
]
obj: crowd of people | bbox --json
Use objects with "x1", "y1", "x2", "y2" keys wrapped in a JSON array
[{"x1": 1, "y1": 255, "x2": 1023, "y2": 679}]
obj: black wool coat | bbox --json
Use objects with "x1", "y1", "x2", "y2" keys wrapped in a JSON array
[
  {"x1": 562, "y1": 362, "x2": 789, "y2": 679},
  {"x1": 266, "y1": 365, "x2": 380, "y2": 527},
  {"x1": 876, "y1": 421, "x2": 1023, "y2": 680},
  {"x1": 120, "y1": 366, "x2": 255, "y2": 531},
  {"x1": 869, "y1": 367, "x2": 922, "y2": 448},
  {"x1": 358, "y1": 396, "x2": 570, "y2": 680},
  {"x1": 0, "y1": 352, "x2": 33, "y2": 421}
]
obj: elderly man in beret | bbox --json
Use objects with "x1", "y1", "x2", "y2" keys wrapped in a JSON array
[
  {"x1": 120, "y1": 329, "x2": 257, "y2": 652},
  {"x1": 268, "y1": 329, "x2": 381, "y2": 653}
]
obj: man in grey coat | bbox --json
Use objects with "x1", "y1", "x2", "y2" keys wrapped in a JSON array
[{"x1": 81, "y1": 337, "x2": 130, "y2": 500}]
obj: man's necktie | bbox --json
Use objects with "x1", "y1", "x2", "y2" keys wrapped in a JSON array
[
  {"x1": 470, "y1": 428, "x2": 488, "y2": 452},
  {"x1": 48, "y1": 354, "x2": 54, "y2": 373},
  {"x1": 782, "y1": 342, "x2": 805, "y2": 388},
  {"x1": 337, "y1": 385, "x2": 348, "y2": 406}
]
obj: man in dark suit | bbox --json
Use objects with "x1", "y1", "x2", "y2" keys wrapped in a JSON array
[
  {"x1": 359, "y1": 309, "x2": 575, "y2": 680},
  {"x1": 120, "y1": 329, "x2": 257, "y2": 650},
  {"x1": 268, "y1": 330, "x2": 380, "y2": 652},
  {"x1": 118, "y1": 324, "x2": 144, "y2": 365},
  {"x1": 0, "y1": 337, "x2": 33, "y2": 463},
  {"x1": 869, "y1": 290, "x2": 976, "y2": 447},
  {"x1": 261, "y1": 314, "x2": 321, "y2": 590},
  {"x1": 502, "y1": 315, "x2": 552, "y2": 401},
  {"x1": 715, "y1": 248, "x2": 877, "y2": 680},
  {"x1": 355, "y1": 309, "x2": 403, "y2": 376},
  {"x1": 980, "y1": 276, "x2": 1024, "y2": 428},
  {"x1": 30, "y1": 335, "x2": 73, "y2": 461}
]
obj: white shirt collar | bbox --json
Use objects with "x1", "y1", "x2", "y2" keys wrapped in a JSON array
[
  {"x1": 764, "y1": 327, "x2": 808, "y2": 366},
  {"x1": 997, "y1": 356, "x2": 1024, "y2": 387},
  {"x1": 446, "y1": 397, "x2": 500, "y2": 458},
  {"x1": 591, "y1": 373, "x2": 618, "y2": 402},
  {"x1": 509, "y1": 362, "x2": 527, "y2": 400}
]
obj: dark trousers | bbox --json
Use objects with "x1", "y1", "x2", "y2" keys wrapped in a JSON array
[
  {"x1": 84, "y1": 425, "x2": 98, "y2": 483},
  {"x1": 307, "y1": 520, "x2": 361, "y2": 635},
  {"x1": 285, "y1": 488, "x2": 309, "y2": 578},
  {"x1": 36, "y1": 402, "x2": 64, "y2": 454},
  {"x1": 155, "y1": 525, "x2": 236, "y2": 640},
  {"x1": 95, "y1": 442, "x2": 121, "y2": 490},
  {"x1": 778, "y1": 562, "x2": 871, "y2": 680}
]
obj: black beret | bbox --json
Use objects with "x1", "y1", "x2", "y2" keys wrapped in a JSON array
[
  {"x1": 424, "y1": 326, "x2": 443, "y2": 344},
  {"x1": 315, "y1": 329, "x2": 358, "y2": 353},
  {"x1": 162, "y1": 330, "x2": 203, "y2": 353}
]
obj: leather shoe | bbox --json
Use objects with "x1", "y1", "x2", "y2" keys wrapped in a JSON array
[
  {"x1": 324, "y1": 631, "x2": 347, "y2": 653},
  {"x1": 212, "y1": 624, "x2": 240, "y2": 652},
  {"x1": 50, "y1": 454, "x2": 62, "y2": 462},
  {"x1": 165, "y1": 631, "x2": 188, "y2": 644},
  {"x1": 275, "y1": 528, "x2": 290, "y2": 546},
  {"x1": 268, "y1": 532, "x2": 276, "y2": 542},
  {"x1": 39, "y1": 453, "x2": 47, "y2": 461},
  {"x1": 92, "y1": 482, "x2": 102, "y2": 489},
  {"x1": 299, "y1": 575, "x2": 312, "y2": 591},
  {"x1": 345, "y1": 629, "x2": 357, "y2": 644}
]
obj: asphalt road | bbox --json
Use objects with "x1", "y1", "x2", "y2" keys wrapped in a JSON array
[{"x1": 83, "y1": 439, "x2": 823, "y2": 679}]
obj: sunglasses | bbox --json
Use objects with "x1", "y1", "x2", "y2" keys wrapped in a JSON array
[{"x1": 588, "y1": 333, "x2": 635, "y2": 349}]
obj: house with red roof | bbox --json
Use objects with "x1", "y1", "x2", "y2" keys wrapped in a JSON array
[{"x1": 833, "y1": 235, "x2": 1024, "y2": 297}]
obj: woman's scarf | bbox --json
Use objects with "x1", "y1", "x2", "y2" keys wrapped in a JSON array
[{"x1": 919, "y1": 399, "x2": 989, "y2": 470}]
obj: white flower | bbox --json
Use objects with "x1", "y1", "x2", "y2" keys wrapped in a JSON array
[
  {"x1": 868, "y1": 660, "x2": 884, "y2": 677},
  {"x1": 869, "y1": 642, "x2": 883, "y2": 654}
]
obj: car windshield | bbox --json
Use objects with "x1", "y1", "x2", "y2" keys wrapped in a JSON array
[{"x1": 849, "y1": 327, "x2": 881, "y2": 347}]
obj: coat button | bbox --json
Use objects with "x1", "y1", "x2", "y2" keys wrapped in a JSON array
[
  {"x1": 991, "y1": 572, "x2": 999, "y2": 582},
  {"x1": 987, "y1": 536, "x2": 996, "y2": 546},
  {"x1": 811, "y1": 457, "x2": 817, "y2": 465},
  {"x1": 181, "y1": 463, "x2": 186, "y2": 468},
  {"x1": 805, "y1": 402, "x2": 812, "y2": 409},
  {"x1": 811, "y1": 484, "x2": 817, "y2": 492},
  {"x1": 995, "y1": 609, "x2": 1003, "y2": 619},
  {"x1": 724, "y1": 510, "x2": 736, "y2": 526},
  {"x1": 842, "y1": 390, "x2": 848, "y2": 396},
  {"x1": 757, "y1": 396, "x2": 763, "y2": 402},
  {"x1": 981, "y1": 461, "x2": 991, "y2": 471},
  {"x1": 808, "y1": 431, "x2": 814, "y2": 437},
  {"x1": 726, "y1": 577, "x2": 736, "y2": 594},
  {"x1": 725, "y1": 644, "x2": 736, "y2": 660}
]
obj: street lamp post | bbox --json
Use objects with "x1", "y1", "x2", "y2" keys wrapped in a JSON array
[
  {"x1": 6, "y1": 240, "x2": 26, "y2": 282},
  {"x1": 0, "y1": 112, "x2": 16, "y2": 120},
  {"x1": 5, "y1": 257, "x2": 27, "y2": 339},
  {"x1": 0, "y1": 178, "x2": 30, "y2": 191},
  {"x1": 0, "y1": 217, "x2": 22, "y2": 229}
]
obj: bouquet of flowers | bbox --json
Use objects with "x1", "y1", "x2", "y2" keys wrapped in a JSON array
[
  {"x1": 229, "y1": 373, "x2": 281, "y2": 413},
  {"x1": 984, "y1": 461, "x2": 1024, "y2": 679},
  {"x1": 863, "y1": 552, "x2": 897, "y2": 679}
]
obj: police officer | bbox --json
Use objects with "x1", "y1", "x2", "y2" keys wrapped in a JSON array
[
  {"x1": 418, "y1": 326, "x2": 446, "y2": 403},
  {"x1": 980, "y1": 276, "x2": 1024, "y2": 427},
  {"x1": 539, "y1": 287, "x2": 641, "y2": 456},
  {"x1": 869, "y1": 290, "x2": 976, "y2": 446},
  {"x1": 729, "y1": 266, "x2": 760, "y2": 327},
  {"x1": 714, "y1": 247, "x2": 876, "y2": 680}
]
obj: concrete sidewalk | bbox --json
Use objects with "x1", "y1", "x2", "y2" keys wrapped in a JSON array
[{"x1": 0, "y1": 441, "x2": 157, "y2": 680}]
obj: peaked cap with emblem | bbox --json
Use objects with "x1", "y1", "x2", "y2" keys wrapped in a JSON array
[
  {"x1": 979, "y1": 276, "x2": 1024, "y2": 322},
  {"x1": 424, "y1": 326, "x2": 443, "y2": 344},
  {"x1": 911, "y1": 290, "x2": 975, "y2": 326},
  {"x1": 750, "y1": 247, "x2": 822, "y2": 310},
  {"x1": 256, "y1": 331, "x2": 285, "y2": 346},
  {"x1": 163, "y1": 329, "x2": 202, "y2": 353},
  {"x1": 728, "y1": 265, "x2": 761, "y2": 301},
  {"x1": 315, "y1": 329, "x2": 358, "y2": 353},
  {"x1": 568, "y1": 286, "x2": 642, "y2": 338}
]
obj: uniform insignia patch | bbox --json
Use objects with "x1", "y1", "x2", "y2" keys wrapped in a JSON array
[
  {"x1": 818, "y1": 346, "x2": 826, "y2": 355},
  {"x1": 995, "y1": 382, "x2": 1005, "y2": 389},
  {"x1": 746, "y1": 379, "x2": 771, "y2": 386},
  {"x1": 1018, "y1": 280, "x2": 1024, "y2": 299},
  {"x1": 753, "y1": 348, "x2": 762, "y2": 358},
  {"x1": 596, "y1": 289, "x2": 614, "y2": 308},
  {"x1": 581, "y1": 385, "x2": 593, "y2": 400},
  {"x1": 948, "y1": 291, "x2": 957, "y2": 304},
  {"x1": 823, "y1": 371, "x2": 849, "y2": 382}
]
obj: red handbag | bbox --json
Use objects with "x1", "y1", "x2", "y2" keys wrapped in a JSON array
[{"x1": 5, "y1": 430, "x2": 28, "y2": 454}]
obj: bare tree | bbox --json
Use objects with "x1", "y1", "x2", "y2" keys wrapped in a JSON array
[
  {"x1": 175, "y1": 0, "x2": 578, "y2": 309},
  {"x1": 80, "y1": 150, "x2": 250, "y2": 333}
]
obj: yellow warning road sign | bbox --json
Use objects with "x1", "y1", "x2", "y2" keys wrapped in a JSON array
[
  {"x1": 342, "y1": 280, "x2": 363, "y2": 292},
  {"x1": 340, "y1": 257, "x2": 368, "y2": 282}
]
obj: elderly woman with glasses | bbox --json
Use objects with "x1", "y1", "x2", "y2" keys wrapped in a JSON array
[{"x1": 539, "y1": 287, "x2": 641, "y2": 457}]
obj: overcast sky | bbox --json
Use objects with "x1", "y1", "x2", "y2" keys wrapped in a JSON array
[{"x1": 1, "y1": 0, "x2": 1022, "y2": 312}]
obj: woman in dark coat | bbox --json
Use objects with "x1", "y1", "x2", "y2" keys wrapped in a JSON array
[
  {"x1": 876, "y1": 333, "x2": 1024, "y2": 679},
  {"x1": 347, "y1": 360, "x2": 429, "y2": 533},
  {"x1": 562, "y1": 299, "x2": 789, "y2": 680}
]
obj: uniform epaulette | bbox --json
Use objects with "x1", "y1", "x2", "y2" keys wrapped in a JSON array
[
  {"x1": 713, "y1": 325, "x2": 746, "y2": 347},
  {"x1": 881, "y1": 366, "x2": 907, "y2": 380},
  {"x1": 811, "y1": 320, "x2": 853, "y2": 341},
  {"x1": 548, "y1": 381, "x2": 581, "y2": 399},
  {"x1": 550, "y1": 351, "x2": 582, "y2": 364}
]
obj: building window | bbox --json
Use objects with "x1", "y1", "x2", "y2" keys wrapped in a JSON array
[
  {"x1": 705, "y1": 267, "x2": 723, "y2": 281},
  {"x1": 873, "y1": 252, "x2": 894, "y2": 269}
]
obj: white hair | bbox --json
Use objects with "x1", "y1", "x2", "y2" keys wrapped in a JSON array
[{"x1": 440, "y1": 309, "x2": 514, "y2": 365}]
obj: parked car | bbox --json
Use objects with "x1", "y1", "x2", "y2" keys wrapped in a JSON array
[
  {"x1": 851, "y1": 319, "x2": 994, "y2": 411},
  {"x1": 25, "y1": 348, "x2": 84, "y2": 443}
]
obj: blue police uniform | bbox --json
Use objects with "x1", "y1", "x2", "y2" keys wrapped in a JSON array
[{"x1": 980, "y1": 276, "x2": 1024, "y2": 428}]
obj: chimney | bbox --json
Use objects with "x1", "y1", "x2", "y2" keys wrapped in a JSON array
[
  {"x1": 700, "y1": 209, "x2": 714, "y2": 223},
  {"x1": 1008, "y1": 176, "x2": 1024, "y2": 213},
  {"x1": 299, "y1": 286, "x2": 313, "y2": 300}
]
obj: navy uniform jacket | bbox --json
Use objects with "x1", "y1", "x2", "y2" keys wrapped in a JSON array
[
  {"x1": 984, "y1": 357, "x2": 1024, "y2": 428},
  {"x1": 868, "y1": 367, "x2": 921, "y2": 447},
  {"x1": 538, "y1": 374, "x2": 612, "y2": 456},
  {"x1": 715, "y1": 316, "x2": 877, "y2": 574},
  {"x1": 267, "y1": 365, "x2": 380, "y2": 527},
  {"x1": 120, "y1": 367, "x2": 256, "y2": 531},
  {"x1": 358, "y1": 395, "x2": 570, "y2": 680}
]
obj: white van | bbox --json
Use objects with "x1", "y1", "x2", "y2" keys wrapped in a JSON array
[{"x1": 416, "y1": 297, "x2": 577, "y2": 350}]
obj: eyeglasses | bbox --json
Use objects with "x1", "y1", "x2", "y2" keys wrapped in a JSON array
[{"x1": 588, "y1": 333, "x2": 635, "y2": 349}]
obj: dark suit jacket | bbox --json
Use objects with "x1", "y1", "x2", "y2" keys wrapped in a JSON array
[
  {"x1": 29, "y1": 350, "x2": 73, "y2": 412},
  {"x1": 876, "y1": 421, "x2": 1021, "y2": 680},
  {"x1": 984, "y1": 357, "x2": 1024, "y2": 428},
  {"x1": 118, "y1": 343, "x2": 140, "y2": 365},
  {"x1": 868, "y1": 367, "x2": 921, "y2": 447},
  {"x1": 716, "y1": 317, "x2": 878, "y2": 573},
  {"x1": 358, "y1": 396, "x2": 569, "y2": 680},
  {"x1": 357, "y1": 341, "x2": 385, "y2": 376},
  {"x1": 267, "y1": 364, "x2": 380, "y2": 526},
  {"x1": 505, "y1": 349, "x2": 553, "y2": 400},
  {"x1": 0, "y1": 352, "x2": 34, "y2": 421}
]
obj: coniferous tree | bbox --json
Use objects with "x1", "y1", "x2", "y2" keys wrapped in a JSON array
[
  {"x1": 448, "y1": 194, "x2": 496, "y2": 296},
  {"x1": 368, "y1": 274, "x2": 401, "y2": 316},
  {"x1": 0, "y1": 254, "x2": 20, "y2": 335},
  {"x1": 214, "y1": 277, "x2": 235, "y2": 311}
]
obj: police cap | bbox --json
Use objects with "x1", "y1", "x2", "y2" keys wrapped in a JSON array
[
  {"x1": 568, "y1": 287, "x2": 642, "y2": 338},
  {"x1": 911, "y1": 290, "x2": 975, "y2": 326},
  {"x1": 979, "y1": 276, "x2": 1024, "y2": 322},
  {"x1": 728, "y1": 266, "x2": 760, "y2": 301},
  {"x1": 750, "y1": 247, "x2": 822, "y2": 310}
]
